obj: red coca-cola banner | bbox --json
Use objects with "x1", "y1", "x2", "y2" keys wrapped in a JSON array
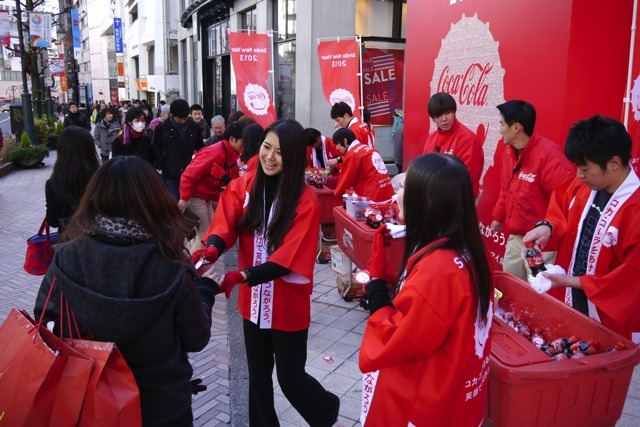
[
  {"x1": 317, "y1": 39, "x2": 362, "y2": 119},
  {"x1": 362, "y1": 48, "x2": 404, "y2": 126},
  {"x1": 229, "y1": 32, "x2": 277, "y2": 128},
  {"x1": 404, "y1": 0, "x2": 637, "y2": 265}
]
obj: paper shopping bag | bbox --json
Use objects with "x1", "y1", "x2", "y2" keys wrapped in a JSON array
[
  {"x1": 65, "y1": 339, "x2": 142, "y2": 427},
  {"x1": 0, "y1": 309, "x2": 93, "y2": 426}
]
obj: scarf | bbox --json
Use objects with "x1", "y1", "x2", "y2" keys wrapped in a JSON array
[
  {"x1": 122, "y1": 124, "x2": 144, "y2": 147},
  {"x1": 85, "y1": 215, "x2": 151, "y2": 241}
]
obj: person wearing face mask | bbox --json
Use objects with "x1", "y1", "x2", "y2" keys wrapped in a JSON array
[
  {"x1": 199, "y1": 119, "x2": 340, "y2": 427},
  {"x1": 112, "y1": 107, "x2": 153, "y2": 163},
  {"x1": 178, "y1": 121, "x2": 245, "y2": 252}
]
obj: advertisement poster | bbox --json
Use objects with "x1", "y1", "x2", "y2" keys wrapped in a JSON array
[
  {"x1": 317, "y1": 39, "x2": 361, "y2": 119},
  {"x1": 228, "y1": 32, "x2": 277, "y2": 128},
  {"x1": 362, "y1": 48, "x2": 404, "y2": 126},
  {"x1": 28, "y1": 12, "x2": 52, "y2": 48},
  {"x1": 0, "y1": 11, "x2": 10, "y2": 47},
  {"x1": 404, "y1": 0, "x2": 635, "y2": 263}
]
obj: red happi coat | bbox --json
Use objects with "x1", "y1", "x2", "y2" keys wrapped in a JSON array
[
  {"x1": 206, "y1": 171, "x2": 320, "y2": 331},
  {"x1": 359, "y1": 241, "x2": 493, "y2": 427},
  {"x1": 306, "y1": 136, "x2": 342, "y2": 169},
  {"x1": 422, "y1": 119, "x2": 484, "y2": 198},
  {"x1": 545, "y1": 171, "x2": 640, "y2": 338},
  {"x1": 348, "y1": 116, "x2": 368, "y2": 144},
  {"x1": 179, "y1": 139, "x2": 240, "y2": 202},
  {"x1": 333, "y1": 141, "x2": 394, "y2": 202}
]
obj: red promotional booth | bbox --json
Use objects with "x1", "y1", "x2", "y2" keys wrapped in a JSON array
[{"x1": 403, "y1": 0, "x2": 640, "y2": 263}]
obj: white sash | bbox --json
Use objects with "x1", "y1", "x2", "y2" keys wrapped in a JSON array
[
  {"x1": 311, "y1": 136, "x2": 331, "y2": 169},
  {"x1": 565, "y1": 169, "x2": 640, "y2": 320},
  {"x1": 360, "y1": 267, "x2": 407, "y2": 425},
  {"x1": 250, "y1": 195, "x2": 277, "y2": 329},
  {"x1": 360, "y1": 371, "x2": 379, "y2": 425}
]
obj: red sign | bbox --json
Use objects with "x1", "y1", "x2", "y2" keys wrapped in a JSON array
[
  {"x1": 404, "y1": 0, "x2": 637, "y2": 264},
  {"x1": 362, "y1": 48, "x2": 404, "y2": 126},
  {"x1": 317, "y1": 39, "x2": 362, "y2": 119},
  {"x1": 229, "y1": 32, "x2": 277, "y2": 128}
]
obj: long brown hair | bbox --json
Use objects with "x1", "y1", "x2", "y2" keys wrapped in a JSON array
[
  {"x1": 399, "y1": 153, "x2": 492, "y2": 324},
  {"x1": 239, "y1": 119, "x2": 307, "y2": 253},
  {"x1": 64, "y1": 156, "x2": 191, "y2": 266}
]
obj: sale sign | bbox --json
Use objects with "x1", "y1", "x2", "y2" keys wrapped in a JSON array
[
  {"x1": 317, "y1": 39, "x2": 362, "y2": 119},
  {"x1": 362, "y1": 48, "x2": 404, "y2": 125},
  {"x1": 229, "y1": 32, "x2": 277, "y2": 128}
]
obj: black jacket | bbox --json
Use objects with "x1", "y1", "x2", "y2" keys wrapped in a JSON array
[
  {"x1": 112, "y1": 132, "x2": 153, "y2": 163},
  {"x1": 34, "y1": 235, "x2": 218, "y2": 426},
  {"x1": 152, "y1": 117, "x2": 203, "y2": 181},
  {"x1": 63, "y1": 112, "x2": 91, "y2": 131},
  {"x1": 45, "y1": 178, "x2": 79, "y2": 231}
]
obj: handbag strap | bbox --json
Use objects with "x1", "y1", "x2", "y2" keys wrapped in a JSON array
[{"x1": 37, "y1": 218, "x2": 53, "y2": 243}]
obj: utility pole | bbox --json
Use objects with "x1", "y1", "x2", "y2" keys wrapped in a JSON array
[{"x1": 15, "y1": 0, "x2": 36, "y2": 144}]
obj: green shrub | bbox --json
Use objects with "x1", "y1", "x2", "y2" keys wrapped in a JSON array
[
  {"x1": 34, "y1": 119, "x2": 50, "y2": 146},
  {"x1": 54, "y1": 120, "x2": 64, "y2": 136},
  {"x1": 47, "y1": 133, "x2": 58, "y2": 149},
  {"x1": 7, "y1": 132, "x2": 49, "y2": 162}
]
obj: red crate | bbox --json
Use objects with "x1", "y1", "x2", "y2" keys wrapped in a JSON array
[
  {"x1": 333, "y1": 206, "x2": 404, "y2": 272},
  {"x1": 312, "y1": 186, "x2": 342, "y2": 225},
  {"x1": 487, "y1": 272, "x2": 640, "y2": 427}
]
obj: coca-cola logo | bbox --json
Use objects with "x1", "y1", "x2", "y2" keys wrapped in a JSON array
[
  {"x1": 430, "y1": 14, "x2": 506, "y2": 182},
  {"x1": 329, "y1": 88, "x2": 356, "y2": 112},
  {"x1": 438, "y1": 63, "x2": 492, "y2": 107},
  {"x1": 243, "y1": 83, "x2": 270, "y2": 116},
  {"x1": 248, "y1": 92, "x2": 266, "y2": 101},
  {"x1": 518, "y1": 172, "x2": 537, "y2": 183}
]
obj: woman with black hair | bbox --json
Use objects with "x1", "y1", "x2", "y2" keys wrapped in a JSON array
[
  {"x1": 35, "y1": 156, "x2": 220, "y2": 427},
  {"x1": 359, "y1": 153, "x2": 494, "y2": 426},
  {"x1": 45, "y1": 126, "x2": 101, "y2": 232},
  {"x1": 238, "y1": 122, "x2": 264, "y2": 174},
  {"x1": 200, "y1": 119, "x2": 340, "y2": 426},
  {"x1": 112, "y1": 106, "x2": 153, "y2": 163},
  {"x1": 178, "y1": 121, "x2": 245, "y2": 252}
]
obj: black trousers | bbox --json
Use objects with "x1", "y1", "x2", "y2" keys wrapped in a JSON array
[{"x1": 242, "y1": 319, "x2": 338, "y2": 427}]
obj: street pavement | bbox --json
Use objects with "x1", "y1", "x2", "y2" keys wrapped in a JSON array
[{"x1": 1, "y1": 152, "x2": 639, "y2": 426}]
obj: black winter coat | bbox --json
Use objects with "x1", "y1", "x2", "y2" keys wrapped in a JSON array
[
  {"x1": 63, "y1": 112, "x2": 91, "y2": 130},
  {"x1": 34, "y1": 235, "x2": 218, "y2": 426},
  {"x1": 152, "y1": 117, "x2": 203, "y2": 181}
]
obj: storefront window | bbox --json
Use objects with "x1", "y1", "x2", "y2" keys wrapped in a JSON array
[
  {"x1": 273, "y1": 0, "x2": 296, "y2": 118},
  {"x1": 275, "y1": 41, "x2": 295, "y2": 119}
]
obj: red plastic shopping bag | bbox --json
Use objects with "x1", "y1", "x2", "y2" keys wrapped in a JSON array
[
  {"x1": 65, "y1": 339, "x2": 142, "y2": 427},
  {"x1": 0, "y1": 309, "x2": 93, "y2": 426}
]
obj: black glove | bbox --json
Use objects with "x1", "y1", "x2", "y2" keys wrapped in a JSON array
[
  {"x1": 191, "y1": 378, "x2": 207, "y2": 395},
  {"x1": 365, "y1": 279, "x2": 392, "y2": 315}
]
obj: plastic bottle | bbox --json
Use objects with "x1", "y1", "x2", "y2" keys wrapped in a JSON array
[{"x1": 522, "y1": 241, "x2": 547, "y2": 276}]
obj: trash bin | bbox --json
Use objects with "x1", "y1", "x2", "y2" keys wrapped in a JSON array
[{"x1": 486, "y1": 272, "x2": 640, "y2": 427}]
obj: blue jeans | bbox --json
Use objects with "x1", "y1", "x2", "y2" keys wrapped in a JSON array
[{"x1": 163, "y1": 178, "x2": 180, "y2": 200}]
